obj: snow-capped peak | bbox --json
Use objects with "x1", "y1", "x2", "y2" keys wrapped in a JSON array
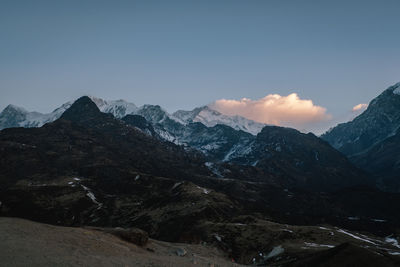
[
  {"x1": 3, "y1": 104, "x2": 28, "y2": 114},
  {"x1": 1, "y1": 96, "x2": 265, "y2": 135},
  {"x1": 0, "y1": 103, "x2": 71, "y2": 130},
  {"x1": 88, "y1": 96, "x2": 108, "y2": 109},
  {"x1": 86, "y1": 96, "x2": 138, "y2": 118},
  {"x1": 103, "y1": 100, "x2": 138, "y2": 118},
  {"x1": 174, "y1": 105, "x2": 265, "y2": 135}
]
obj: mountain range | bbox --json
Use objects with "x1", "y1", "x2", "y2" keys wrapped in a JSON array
[
  {"x1": 0, "y1": 96, "x2": 265, "y2": 135},
  {"x1": 0, "y1": 96, "x2": 267, "y2": 161},
  {"x1": 1, "y1": 83, "x2": 399, "y2": 192},
  {"x1": 0, "y1": 95, "x2": 371, "y2": 190},
  {"x1": 1, "y1": 83, "x2": 400, "y2": 265}
]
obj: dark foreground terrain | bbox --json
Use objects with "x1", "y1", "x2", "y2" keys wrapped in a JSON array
[
  {"x1": 0, "y1": 217, "x2": 242, "y2": 267},
  {"x1": 1, "y1": 217, "x2": 399, "y2": 267}
]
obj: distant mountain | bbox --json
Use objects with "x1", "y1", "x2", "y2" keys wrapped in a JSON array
[
  {"x1": 120, "y1": 112, "x2": 370, "y2": 191},
  {"x1": 173, "y1": 106, "x2": 266, "y2": 135},
  {"x1": 0, "y1": 95, "x2": 373, "y2": 189},
  {"x1": 0, "y1": 96, "x2": 210, "y2": 187},
  {"x1": 176, "y1": 123, "x2": 255, "y2": 161},
  {"x1": 0, "y1": 96, "x2": 141, "y2": 130},
  {"x1": 0, "y1": 97, "x2": 265, "y2": 137},
  {"x1": 121, "y1": 114, "x2": 157, "y2": 137},
  {"x1": 0, "y1": 96, "x2": 373, "y2": 191},
  {"x1": 321, "y1": 82, "x2": 400, "y2": 156},
  {"x1": 122, "y1": 112, "x2": 255, "y2": 162},
  {"x1": 0, "y1": 102, "x2": 72, "y2": 129},
  {"x1": 0, "y1": 96, "x2": 268, "y2": 162},
  {"x1": 92, "y1": 97, "x2": 138, "y2": 119}
]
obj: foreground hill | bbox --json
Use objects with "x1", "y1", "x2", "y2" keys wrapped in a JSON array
[
  {"x1": 1, "y1": 217, "x2": 399, "y2": 266},
  {"x1": 0, "y1": 217, "x2": 242, "y2": 267}
]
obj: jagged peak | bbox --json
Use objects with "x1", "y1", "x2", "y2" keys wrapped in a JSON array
[
  {"x1": 201, "y1": 105, "x2": 222, "y2": 115},
  {"x1": 2, "y1": 104, "x2": 28, "y2": 114},
  {"x1": 379, "y1": 82, "x2": 400, "y2": 95},
  {"x1": 60, "y1": 96, "x2": 101, "y2": 122},
  {"x1": 391, "y1": 81, "x2": 400, "y2": 88},
  {"x1": 191, "y1": 106, "x2": 222, "y2": 117},
  {"x1": 173, "y1": 106, "x2": 225, "y2": 124},
  {"x1": 87, "y1": 96, "x2": 108, "y2": 108},
  {"x1": 392, "y1": 82, "x2": 400, "y2": 95},
  {"x1": 140, "y1": 104, "x2": 164, "y2": 111}
]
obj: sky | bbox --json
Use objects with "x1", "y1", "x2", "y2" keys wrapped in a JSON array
[{"x1": 1, "y1": 0, "x2": 399, "y2": 134}]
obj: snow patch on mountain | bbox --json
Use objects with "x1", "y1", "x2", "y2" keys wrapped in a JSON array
[
  {"x1": 174, "y1": 106, "x2": 265, "y2": 135},
  {"x1": 223, "y1": 141, "x2": 254, "y2": 162},
  {"x1": 155, "y1": 128, "x2": 181, "y2": 144},
  {"x1": 137, "y1": 104, "x2": 185, "y2": 125},
  {"x1": 205, "y1": 162, "x2": 223, "y2": 177},
  {"x1": 385, "y1": 236, "x2": 400, "y2": 249},
  {"x1": 99, "y1": 100, "x2": 138, "y2": 118},
  {"x1": 0, "y1": 102, "x2": 72, "y2": 130},
  {"x1": 88, "y1": 96, "x2": 140, "y2": 118}
]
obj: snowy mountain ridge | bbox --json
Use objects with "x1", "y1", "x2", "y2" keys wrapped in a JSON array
[
  {"x1": 0, "y1": 102, "x2": 73, "y2": 129},
  {"x1": 0, "y1": 96, "x2": 264, "y2": 136},
  {"x1": 173, "y1": 106, "x2": 266, "y2": 135},
  {"x1": 89, "y1": 97, "x2": 139, "y2": 119}
]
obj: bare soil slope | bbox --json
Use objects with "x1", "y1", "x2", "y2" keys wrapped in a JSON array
[{"x1": 0, "y1": 217, "x2": 241, "y2": 267}]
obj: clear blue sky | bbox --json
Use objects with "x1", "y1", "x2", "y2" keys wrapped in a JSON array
[{"x1": 1, "y1": 0, "x2": 399, "y2": 130}]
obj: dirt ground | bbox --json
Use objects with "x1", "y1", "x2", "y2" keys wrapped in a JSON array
[{"x1": 0, "y1": 217, "x2": 242, "y2": 267}]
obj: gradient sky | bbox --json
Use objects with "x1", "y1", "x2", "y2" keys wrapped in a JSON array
[{"x1": 1, "y1": 0, "x2": 399, "y2": 133}]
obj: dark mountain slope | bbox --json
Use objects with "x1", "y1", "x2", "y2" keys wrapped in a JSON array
[
  {"x1": 122, "y1": 110, "x2": 256, "y2": 162},
  {"x1": 121, "y1": 114, "x2": 157, "y2": 137},
  {"x1": 351, "y1": 128, "x2": 400, "y2": 192},
  {"x1": 178, "y1": 123, "x2": 255, "y2": 161},
  {"x1": 229, "y1": 126, "x2": 371, "y2": 191},
  {"x1": 322, "y1": 82, "x2": 400, "y2": 156}
]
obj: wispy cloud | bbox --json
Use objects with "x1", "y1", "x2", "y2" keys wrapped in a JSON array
[
  {"x1": 352, "y1": 103, "x2": 368, "y2": 112},
  {"x1": 210, "y1": 93, "x2": 331, "y2": 132}
]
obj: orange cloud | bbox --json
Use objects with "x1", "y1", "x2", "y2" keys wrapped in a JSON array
[
  {"x1": 352, "y1": 103, "x2": 368, "y2": 112},
  {"x1": 210, "y1": 93, "x2": 331, "y2": 130}
]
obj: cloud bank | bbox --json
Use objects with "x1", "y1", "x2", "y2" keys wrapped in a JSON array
[{"x1": 210, "y1": 93, "x2": 331, "y2": 132}]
